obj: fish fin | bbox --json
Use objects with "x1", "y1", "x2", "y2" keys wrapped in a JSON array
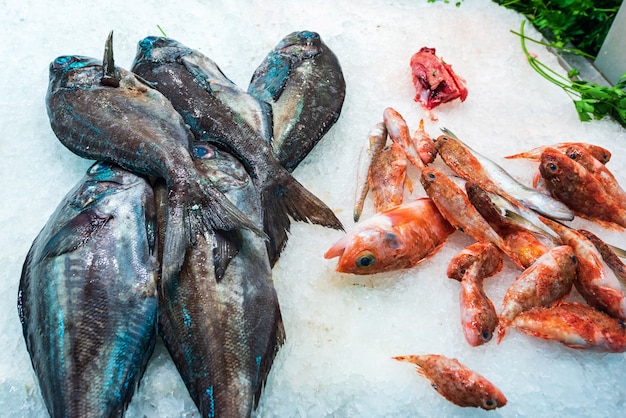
[
  {"x1": 254, "y1": 309, "x2": 286, "y2": 409},
  {"x1": 40, "y1": 209, "x2": 112, "y2": 258},
  {"x1": 324, "y1": 235, "x2": 348, "y2": 259},
  {"x1": 262, "y1": 170, "x2": 344, "y2": 266},
  {"x1": 212, "y1": 229, "x2": 242, "y2": 282},
  {"x1": 247, "y1": 51, "x2": 292, "y2": 103}
]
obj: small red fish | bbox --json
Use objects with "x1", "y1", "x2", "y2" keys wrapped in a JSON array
[
  {"x1": 542, "y1": 218, "x2": 626, "y2": 320},
  {"x1": 449, "y1": 243, "x2": 502, "y2": 346},
  {"x1": 505, "y1": 142, "x2": 611, "y2": 165},
  {"x1": 420, "y1": 167, "x2": 524, "y2": 268},
  {"x1": 447, "y1": 242, "x2": 503, "y2": 282},
  {"x1": 539, "y1": 147, "x2": 626, "y2": 228},
  {"x1": 393, "y1": 354, "x2": 507, "y2": 409},
  {"x1": 563, "y1": 144, "x2": 626, "y2": 205},
  {"x1": 368, "y1": 141, "x2": 411, "y2": 213},
  {"x1": 324, "y1": 198, "x2": 454, "y2": 274},
  {"x1": 511, "y1": 302, "x2": 626, "y2": 352},
  {"x1": 410, "y1": 47, "x2": 468, "y2": 110},
  {"x1": 498, "y1": 245, "x2": 577, "y2": 342}
]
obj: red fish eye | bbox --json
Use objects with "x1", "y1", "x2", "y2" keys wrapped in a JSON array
[
  {"x1": 568, "y1": 152, "x2": 577, "y2": 159},
  {"x1": 482, "y1": 330, "x2": 492, "y2": 341},
  {"x1": 356, "y1": 253, "x2": 375, "y2": 269},
  {"x1": 428, "y1": 172, "x2": 436, "y2": 179},
  {"x1": 483, "y1": 399, "x2": 497, "y2": 409},
  {"x1": 547, "y1": 163, "x2": 558, "y2": 172}
]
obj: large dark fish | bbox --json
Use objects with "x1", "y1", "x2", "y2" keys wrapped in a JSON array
[
  {"x1": 131, "y1": 36, "x2": 344, "y2": 265},
  {"x1": 247, "y1": 30, "x2": 346, "y2": 172},
  {"x1": 17, "y1": 161, "x2": 158, "y2": 417},
  {"x1": 46, "y1": 33, "x2": 263, "y2": 294},
  {"x1": 157, "y1": 143, "x2": 285, "y2": 417}
]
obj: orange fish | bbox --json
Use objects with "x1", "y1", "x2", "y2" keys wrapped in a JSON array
[
  {"x1": 324, "y1": 198, "x2": 454, "y2": 274},
  {"x1": 539, "y1": 147, "x2": 626, "y2": 228},
  {"x1": 562, "y1": 144, "x2": 626, "y2": 205},
  {"x1": 368, "y1": 141, "x2": 412, "y2": 213},
  {"x1": 435, "y1": 132, "x2": 574, "y2": 221},
  {"x1": 505, "y1": 142, "x2": 611, "y2": 165},
  {"x1": 498, "y1": 245, "x2": 577, "y2": 342},
  {"x1": 354, "y1": 122, "x2": 387, "y2": 222},
  {"x1": 447, "y1": 242, "x2": 503, "y2": 282},
  {"x1": 542, "y1": 218, "x2": 626, "y2": 320},
  {"x1": 449, "y1": 243, "x2": 502, "y2": 346},
  {"x1": 383, "y1": 107, "x2": 427, "y2": 170},
  {"x1": 420, "y1": 167, "x2": 524, "y2": 268},
  {"x1": 511, "y1": 302, "x2": 626, "y2": 352},
  {"x1": 393, "y1": 354, "x2": 506, "y2": 409}
]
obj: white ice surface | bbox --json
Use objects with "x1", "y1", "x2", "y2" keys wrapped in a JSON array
[{"x1": 2, "y1": 0, "x2": 626, "y2": 417}]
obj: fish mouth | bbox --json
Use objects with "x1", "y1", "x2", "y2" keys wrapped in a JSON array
[
  {"x1": 135, "y1": 36, "x2": 188, "y2": 63},
  {"x1": 278, "y1": 31, "x2": 321, "y2": 58}
]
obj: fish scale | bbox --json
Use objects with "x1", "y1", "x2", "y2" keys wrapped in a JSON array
[{"x1": 18, "y1": 162, "x2": 158, "y2": 418}]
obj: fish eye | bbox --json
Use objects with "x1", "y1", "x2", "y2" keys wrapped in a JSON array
[
  {"x1": 568, "y1": 152, "x2": 577, "y2": 159},
  {"x1": 482, "y1": 330, "x2": 492, "y2": 341},
  {"x1": 483, "y1": 399, "x2": 497, "y2": 409},
  {"x1": 547, "y1": 163, "x2": 558, "y2": 172},
  {"x1": 356, "y1": 252, "x2": 376, "y2": 269},
  {"x1": 428, "y1": 172, "x2": 436, "y2": 179},
  {"x1": 193, "y1": 144, "x2": 216, "y2": 159}
]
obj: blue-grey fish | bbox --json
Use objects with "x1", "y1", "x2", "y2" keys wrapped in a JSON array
[
  {"x1": 157, "y1": 143, "x2": 284, "y2": 417},
  {"x1": 17, "y1": 161, "x2": 159, "y2": 418},
  {"x1": 131, "y1": 36, "x2": 343, "y2": 266},
  {"x1": 247, "y1": 30, "x2": 346, "y2": 172},
  {"x1": 46, "y1": 34, "x2": 263, "y2": 293}
]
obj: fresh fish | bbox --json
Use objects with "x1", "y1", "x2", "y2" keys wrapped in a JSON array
[
  {"x1": 409, "y1": 47, "x2": 468, "y2": 110},
  {"x1": 353, "y1": 110, "x2": 432, "y2": 222},
  {"x1": 248, "y1": 30, "x2": 346, "y2": 172},
  {"x1": 383, "y1": 107, "x2": 426, "y2": 170},
  {"x1": 393, "y1": 354, "x2": 506, "y2": 409},
  {"x1": 579, "y1": 229, "x2": 626, "y2": 288},
  {"x1": 17, "y1": 161, "x2": 158, "y2": 418},
  {"x1": 465, "y1": 182, "x2": 554, "y2": 267},
  {"x1": 435, "y1": 130, "x2": 575, "y2": 221},
  {"x1": 367, "y1": 140, "x2": 411, "y2": 213},
  {"x1": 449, "y1": 243, "x2": 502, "y2": 346},
  {"x1": 324, "y1": 198, "x2": 454, "y2": 274},
  {"x1": 497, "y1": 245, "x2": 577, "y2": 342},
  {"x1": 541, "y1": 218, "x2": 626, "y2": 320},
  {"x1": 131, "y1": 36, "x2": 343, "y2": 266},
  {"x1": 539, "y1": 147, "x2": 626, "y2": 228},
  {"x1": 420, "y1": 167, "x2": 524, "y2": 268},
  {"x1": 511, "y1": 303, "x2": 626, "y2": 352},
  {"x1": 505, "y1": 142, "x2": 612, "y2": 165},
  {"x1": 562, "y1": 143, "x2": 626, "y2": 204},
  {"x1": 447, "y1": 242, "x2": 503, "y2": 282},
  {"x1": 156, "y1": 143, "x2": 284, "y2": 417},
  {"x1": 354, "y1": 122, "x2": 387, "y2": 222},
  {"x1": 46, "y1": 35, "x2": 262, "y2": 297}
]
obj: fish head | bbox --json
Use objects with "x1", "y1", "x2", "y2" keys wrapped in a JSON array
[
  {"x1": 539, "y1": 147, "x2": 571, "y2": 181},
  {"x1": 49, "y1": 55, "x2": 102, "y2": 89},
  {"x1": 324, "y1": 216, "x2": 400, "y2": 274},
  {"x1": 479, "y1": 390, "x2": 507, "y2": 410},
  {"x1": 277, "y1": 30, "x2": 322, "y2": 59},
  {"x1": 193, "y1": 143, "x2": 250, "y2": 191},
  {"x1": 462, "y1": 315, "x2": 496, "y2": 347},
  {"x1": 71, "y1": 162, "x2": 146, "y2": 210},
  {"x1": 134, "y1": 36, "x2": 191, "y2": 64}
]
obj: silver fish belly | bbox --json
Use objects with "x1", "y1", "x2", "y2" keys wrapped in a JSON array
[
  {"x1": 157, "y1": 143, "x2": 285, "y2": 418},
  {"x1": 248, "y1": 30, "x2": 346, "y2": 172},
  {"x1": 17, "y1": 162, "x2": 158, "y2": 418},
  {"x1": 131, "y1": 36, "x2": 343, "y2": 266}
]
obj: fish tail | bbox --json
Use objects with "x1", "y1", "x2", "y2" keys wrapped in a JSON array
[{"x1": 261, "y1": 168, "x2": 344, "y2": 265}]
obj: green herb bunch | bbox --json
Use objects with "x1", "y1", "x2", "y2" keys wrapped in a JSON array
[
  {"x1": 516, "y1": 21, "x2": 626, "y2": 128},
  {"x1": 494, "y1": 0, "x2": 621, "y2": 57}
]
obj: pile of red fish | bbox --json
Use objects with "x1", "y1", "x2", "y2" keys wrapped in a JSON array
[{"x1": 325, "y1": 47, "x2": 626, "y2": 410}]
